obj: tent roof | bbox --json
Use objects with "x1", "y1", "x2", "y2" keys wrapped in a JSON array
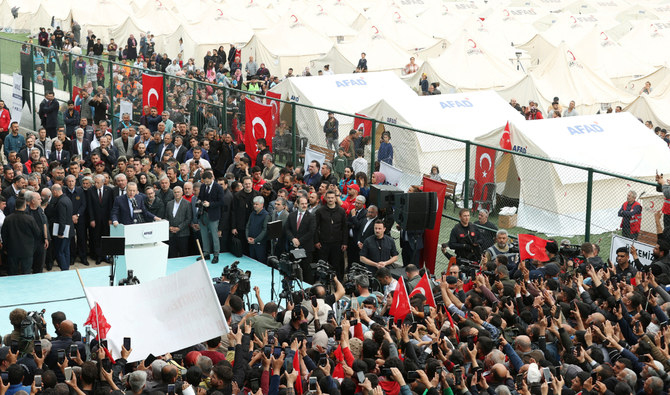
[
  {"x1": 484, "y1": 7, "x2": 550, "y2": 46},
  {"x1": 362, "y1": 5, "x2": 441, "y2": 52},
  {"x1": 290, "y1": 3, "x2": 358, "y2": 38},
  {"x1": 619, "y1": 20, "x2": 670, "y2": 67},
  {"x1": 252, "y1": 14, "x2": 333, "y2": 56},
  {"x1": 624, "y1": 94, "x2": 670, "y2": 129},
  {"x1": 539, "y1": 12, "x2": 619, "y2": 46},
  {"x1": 180, "y1": 7, "x2": 254, "y2": 46}
]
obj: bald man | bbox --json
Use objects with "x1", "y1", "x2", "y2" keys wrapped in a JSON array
[{"x1": 46, "y1": 320, "x2": 85, "y2": 379}]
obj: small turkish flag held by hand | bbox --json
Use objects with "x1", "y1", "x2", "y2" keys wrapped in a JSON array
[
  {"x1": 245, "y1": 98, "x2": 275, "y2": 163},
  {"x1": 500, "y1": 122, "x2": 512, "y2": 150},
  {"x1": 409, "y1": 273, "x2": 436, "y2": 307},
  {"x1": 354, "y1": 113, "x2": 372, "y2": 137},
  {"x1": 142, "y1": 74, "x2": 164, "y2": 114},
  {"x1": 84, "y1": 302, "x2": 111, "y2": 339},
  {"x1": 518, "y1": 234, "x2": 549, "y2": 261},
  {"x1": 72, "y1": 86, "x2": 82, "y2": 112},
  {"x1": 390, "y1": 276, "x2": 411, "y2": 321}
]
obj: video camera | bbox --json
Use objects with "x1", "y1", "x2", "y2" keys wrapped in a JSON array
[
  {"x1": 195, "y1": 201, "x2": 205, "y2": 219},
  {"x1": 220, "y1": 261, "x2": 251, "y2": 296},
  {"x1": 118, "y1": 270, "x2": 140, "y2": 286},
  {"x1": 559, "y1": 245, "x2": 585, "y2": 266},
  {"x1": 268, "y1": 249, "x2": 306, "y2": 279},
  {"x1": 344, "y1": 263, "x2": 381, "y2": 294},
  {"x1": 311, "y1": 260, "x2": 336, "y2": 284},
  {"x1": 20, "y1": 309, "x2": 46, "y2": 341}
]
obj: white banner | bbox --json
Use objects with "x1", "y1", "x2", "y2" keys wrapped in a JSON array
[
  {"x1": 83, "y1": 259, "x2": 228, "y2": 362},
  {"x1": 304, "y1": 147, "x2": 325, "y2": 175},
  {"x1": 609, "y1": 234, "x2": 655, "y2": 267},
  {"x1": 11, "y1": 73, "x2": 22, "y2": 124},
  {"x1": 380, "y1": 161, "x2": 403, "y2": 187},
  {"x1": 119, "y1": 100, "x2": 133, "y2": 120}
]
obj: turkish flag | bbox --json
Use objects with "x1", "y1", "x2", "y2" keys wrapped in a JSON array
[
  {"x1": 389, "y1": 276, "x2": 411, "y2": 321},
  {"x1": 421, "y1": 176, "x2": 447, "y2": 272},
  {"x1": 72, "y1": 86, "x2": 82, "y2": 112},
  {"x1": 409, "y1": 273, "x2": 436, "y2": 307},
  {"x1": 265, "y1": 91, "x2": 281, "y2": 128},
  {"x1": 474, "y1": 146, "x2": 495, "y2": 205},
  {"x1": 84, "y1": 302, "x2": 112, "y2": 339},
  {"x1": 142, "y1": 73, "x2": 164, "y2": 114},
  {"x1": 354, "y1": 113, "x2": 372, "y2": 137},
  {"x1": 245, "y1": 99, "x2": 275, "y2": 163},
  {"x1": 518, "y1": 234, "x2": 549, "y2": 261},
  {"x1": 500, "y1": 122, "x2": 512, "y2": 150},
  {"x1": 293, "y1": 348, "x2": 303, "y2": 394}
]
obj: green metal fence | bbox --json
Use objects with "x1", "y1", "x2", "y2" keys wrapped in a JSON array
[{"x1": 0, "y1": 37, "x2": 660, "y2": 255}]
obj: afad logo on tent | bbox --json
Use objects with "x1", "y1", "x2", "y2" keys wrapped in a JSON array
[
  {"x1": 567, "y1": 120, "x2": 604, "y2": 135},
  {"x1": 440, "y1": 97, "x2": 474, "y2": 109},
  {"x1": 566, "y1": 50, "x2": 583, "y2": 69},
  {"x1": 466, "y1": 39, "x2": 483, "y2": 55},
  {"x1": 336, "y1": 76, "x2": 367, "y2": 88}
]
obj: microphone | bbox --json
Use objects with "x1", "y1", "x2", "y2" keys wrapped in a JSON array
[{"x1": 130, "y1": 197, "x2": 145, "y2": 224}]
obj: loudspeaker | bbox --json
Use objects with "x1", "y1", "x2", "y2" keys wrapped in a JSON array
[
  {"x1": 394, "y1": 192, "x2": 438, "y2": 231},
  {"x1": 369, "y1": 184, "x2": 403, "y2": 209}
]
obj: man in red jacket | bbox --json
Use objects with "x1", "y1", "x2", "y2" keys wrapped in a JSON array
[{"x1": 0, "y1": 100, "x2": 11, "y2": 138}]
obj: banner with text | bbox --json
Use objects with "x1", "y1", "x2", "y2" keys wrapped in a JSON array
[
  {"x1": 609, "y1": 234, "x2": 654, "y2": 266},
  {"x1": 83, "y1": 259, "x2": 227, "y2": 362},
  {"x1": 11, "y1": 73, "x2": 23, "y2": 124}
]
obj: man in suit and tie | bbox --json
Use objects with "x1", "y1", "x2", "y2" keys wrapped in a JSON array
[
  {"x1": 38, "y1": 91, "x2": 60, "y2": 138},
  {"x1": 270, "y1": 197, "x2": 289, "y2": 255},
  {"x1": 51, "y1": 184, "x2": 74, "y2": 271},
  {"x1": 285, "y1": 196, "x2": 316, "y2": 284},
  {"x1": 111, "y1": 182, "x2": 160, "y2": 226},
  {"x1": 111, "y1": 174, "x2": 127, "y2": 197},
  {"x1": 64, "y1": 175, "x2": 87, "y2": 266},
  {"x1": 172, "y1": 135, "x2": 188, "y2": 163},
  {"x1": 347, "y1": 195, "x2": 367, "y2": 265},
  {"x1": 113, "y1": 128, "x2": 134, "y2": 159},
  {"x1": 49, "y1": 139, "x2": 71, "y2": 167},
  {"x1": 156, "y1": 133, "x2": 175, "y2": 164},
  {"x1": 70, "y1": 128, "x2": 91, "y2": 166},
  {"x1": 356, "y1": 205, "x2": 378, "y2": 252},
  {"x1": 87, "y1": 174, "x2": 113, "y2": 265},
  {"x1": 166, "y1": 186, "x2": 192, "y2": 258},
  {"x1": 198, "y1": 171, "x2": 224, "y2": 263},
  {"x1": 217, "y1": 177, "x2": 233, "y2": 253}
]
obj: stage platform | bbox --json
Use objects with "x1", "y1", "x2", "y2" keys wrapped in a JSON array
[{"x1": 0, "y1": 254, "x2": 290, "y2": 337}]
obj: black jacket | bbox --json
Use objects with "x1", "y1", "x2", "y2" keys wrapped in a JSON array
[
  {"x1": 1, "y1": 210, "x2": 41, "y2": 257},
  {"x1": 198, "y1": 182, "x2": 225, "y2": 221},
  {"x1": 315, "y1": 205, "x2": 347, "y2": 244},
  {"x1": 232, "y1": 189, "x2": 259, "y2": 231}
]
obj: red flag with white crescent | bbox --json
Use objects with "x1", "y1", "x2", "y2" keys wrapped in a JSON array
[
  {"x1": 409, "y1": 273, "x2": 436, "y2": 307},
  {"x1": 389, "y1": 276, "x2": 411, "y2": 321},
  {"x1": 245, "y1": 99, "x2": 275, "y2": 163},
  {"x1": 518, "y1": 234, "x2": 549, "y2": 261},
  {"x1": 474, "y1": 146, "x2": 496, "y2": 205},
  {"x1": 354, "y1": 113, "x2": 372, "y2": 137},
  {"x1": 265, "y1": 91, "x2": 281, "y2": 127},
  {"x1": 72, "y1": 86, "x2": 82, "y2": 112},
  {"x1": 142, "y1": 73, "x2": 164, "y2": 114},
  {"x1": 500, "y1": 122, "x2": 512, "y2": 150}
]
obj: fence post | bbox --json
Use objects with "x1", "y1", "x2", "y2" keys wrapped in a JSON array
[
  {"x1": 370, "y1": 119, "x2": 377, "y2": 176},
  {"x1": 68, "y1": 53, "x2": 73, "y2": 98},
  {"x1": 222, "y1": 87, "x2": 227, "y2": 131},
  {"x1": 585, "y1": 168, "x2": 594, "y2": 242},
  {"x1": 291, "y1": 102, "x2": 297, "y2": 166},
  {"x1": 464, "y1": 141, "x2": 471, "y2": 209},
  {"x1": 190, "y1": 81, "x2": 197, "y2": 127},
  {"x1": 109, "y1": 61, "x2": 116, "y2": 135},
  {"x1": 162, "y1": 71, "x2": 167, "y2": 115},
  {"x1": 30, "y1": 44, "x2": 36, "y2": 129}
]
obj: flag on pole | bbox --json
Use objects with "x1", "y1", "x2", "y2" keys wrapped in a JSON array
[
  {"x1": 245, "y1": 99, "x2": 275, "y2": 163},
  {"x1": 142, "y1": 73, "x2": 164, "y2": 113},
  {"x1": 293, "y1": 350, "x2": 302, "y2": 394},
  {"x1": 518, "y1": 234, "x2": 549, "y2": 261},
  {"x1": 409, "y1": 273, "x2": 436, "y2": 307},
  {"x1": 389, "y1": 276, "x2": 411, "y2": 321},
  {"x1": 84, "y1": 302, "x2": 111, "y2": 339},
  {"x1": 500, "y1": 122, "x2": 512, "y2": 150}
]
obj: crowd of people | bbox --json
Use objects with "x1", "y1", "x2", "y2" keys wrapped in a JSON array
[{"x1": 1, "y1": 23, "x2": 670, "y2": 395}]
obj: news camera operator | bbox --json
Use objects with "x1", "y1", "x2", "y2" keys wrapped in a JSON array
[
  {"x1": 576, "y1": 242, "x2": 605, "y2": 273},
  {"x1": 448, "y1": 208, "x2": 483, "y2": 262}
]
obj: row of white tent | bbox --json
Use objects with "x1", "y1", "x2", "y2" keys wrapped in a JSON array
[{"x1": 270, "y1": 71, "x2": 669, "y2": 237}]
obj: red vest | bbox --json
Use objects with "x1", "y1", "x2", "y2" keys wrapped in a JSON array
[
  {"x1": 664, "y1": 197, "x2": 670, "y2": 216},
  {"x1": 621, "y1": 201, "x2": 642, "y2": 233}
]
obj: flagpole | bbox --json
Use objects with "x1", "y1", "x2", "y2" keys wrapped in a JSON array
[{"x1": 76, "y1": 268, "x2": 101, "y2": 341}]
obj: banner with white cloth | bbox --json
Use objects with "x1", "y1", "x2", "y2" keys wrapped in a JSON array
[
  {"x1": 609, "y1": 234, "x2": 654, "y2": 267},
  {"x1": 83, "y1": 259, "x2": 227, "y2": 362},
  {"x1": 11, "y1": 73, "x2": 22, "y2": 123},
  {"x1": 380, "y1": 161, "x2": 403, "y2": 187},
  {"x1": 304, "y1": 148, "x2": 326, "y2": 175}
]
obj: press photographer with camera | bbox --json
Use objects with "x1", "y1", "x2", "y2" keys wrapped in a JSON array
[{"x1": 448, "y1": 209, "x2": 483, "y2": 262}]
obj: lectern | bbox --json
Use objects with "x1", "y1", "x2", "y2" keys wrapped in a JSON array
[{"x1": 109, "y1": 221, "x2": 169, "y2": 285}]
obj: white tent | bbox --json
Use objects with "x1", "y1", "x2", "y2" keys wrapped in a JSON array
[
  {"x1": 624, "y1": 66, "x2": 670, "y2": 94},
  {"x1": 269, "y1": 71, "x2": 417, "y2": 148},
  {"x1": 516, "y1": 34, "x2": 556, "y2": 68},
  {"x1": 289, "y1": 3, "x2": 358, "y2": 40},
  {"x1": 484, "y1": 7, "x2": 550, "y2": 46},
  {"x1": 624, "y1": 94, "x2": 670, "y2": 129},
  {"x1": 539, "y1": 13, "x2": 619, "y2": 46},
  {"x1": 413, "y1": 2, "x2": 466, "y2": 41},
  {"x1": 404, "y1": 31, "x2": 524, "y2": 93},
  {"x1": 70, "y1": 0, "x2": 134, "y2": 42},
  {"x1": 310, "y1": 26, "x2": 414, "y2": 75},
  {"x1": 224, "y1": 0, "x2": 278, "y2": 31},
  {"x1": 357, "y1": 91, "x2": 525, "y2": 182},
  {"x1": 619, "y1": 21, "x2": 670, "y2": 67},
  {"x1": 497, "y1": 42, "x2": 635, "y2": 116},
  {"x1": 474, "y1": 112, "x2": 668, "y2": 236},
  {"x1": 572, "y1": 27, "x2": 656, "y2": 88},
  {"x1": 319, "y1": 0, "x2": 367, "y2": 29}
]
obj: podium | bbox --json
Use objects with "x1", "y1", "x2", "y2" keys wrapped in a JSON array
[{"x1": 110, "y1": 221, "x2": 169, "y2": 285}]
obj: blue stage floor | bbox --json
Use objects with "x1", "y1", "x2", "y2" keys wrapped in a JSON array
[{"x1": 0, "y1": 254, "x2": 287, "y2": 337}]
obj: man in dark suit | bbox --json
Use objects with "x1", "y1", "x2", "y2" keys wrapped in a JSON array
[
  {"x1": 270, "y1": 197, "x2": 289, "y2": 255},
  {"x1": 87, "y1": 174, "x2": 113, "y2": 264},
  {"x1": 173, "y1": 135, "x2": 188, "y2": 163},
  {"x1": 64, "y1": 175, "x2": 87, "y2": 266},
  {"x1": 198, "y1": 171, "x2": 224, "y2": 263},
  {"x1": 356, "y1": 205, "x2": 378, "y2": 253},
  {"x1": 70, "y1": 127, "x2": 91, "y2": 166},
  {"x1": 217, "y1": 177, "x2": 233, "y2": 253},
  {"x1": 111, "y1": 174, "x2": 127, "y2": 197},
  {"x1": 49, "y1": 139, "x2": 71, "y2": 167},
  {"x1": 111, "y1": 182, "x2": 160, "y2": 226},
  {"x1": 1, "y1": 196, "x2": 42, "y2": 275},
  {"x1": 38, "y1": 91, "x2": 60, "y2": 138},
  {"x1": 285, "y1": 196, "x2": 316, "y2": 284},
  {"x1": 156, "y1": 133, "x2": 175, "y2": 164},
  {"x1": 166, "y1": 186, "x2": 192, "y2": 258},
  {"x1": 347, "y1": 195, "x2": 368, "y2": 265},
  {"x1": 51, "y1": 184, "x2": 74, "y2": 271}
]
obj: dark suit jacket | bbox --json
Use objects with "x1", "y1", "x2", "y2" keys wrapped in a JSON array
[
  {"x1": 173, "y1": 145, "x2": 188, "y2": 163},
  {"x1": 166, "y1": 198, "x2": 192, "y2": 237},
  {"x1": 110, "y1": 194, "x2": 156, "y2": 225},
  {"x1": 54, "y1": 194, "x2": 74, "y2": 238},
  {"x1": 111, "y1": 186, "x2": 127, "y2": 198},
  {"x1": 357, "y1": 216, "x2": 377, "y2": 245},
  {"x1": 64, "y1": 186, "x2": 87, "y2": 219},
  {"x1": 49, "y1": 149, "x2": 71, "y2": 167},
  {"x1": 285, "y1": 210, "x2": 316, "y2": 253},
  {"x1": 198, "y1": 182, "x2": 224, "y2": 221},
  {"x1": 87, "y1": 186, "x2": 113, "y2": 223},
  {"x1": 155, "y1": 143, "x2": 175, "y2": 162},
  {"x1": 218, "y1": 188, "x2": 233, "y2": 233},
  {"x1": 38, "y1": 99, "x2": 59, "y2": 129},
  {"x1": 70, "y1": 138, "x2": 91, "y2": 162}
]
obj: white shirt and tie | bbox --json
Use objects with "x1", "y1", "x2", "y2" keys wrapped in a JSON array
[{"x1": 296, "y1": 211, "x2": 304, "y2": 230}]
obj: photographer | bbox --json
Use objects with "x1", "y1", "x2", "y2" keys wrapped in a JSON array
[
  {"x1": 448, "y1": 209, "x2": 483, "y2": 262},
  {"x1": 576, "y1": 242, "x2": 605, "y2": 273},
  {"x1": 310, "y1": 276, "x2": 345, "y2": 307}
]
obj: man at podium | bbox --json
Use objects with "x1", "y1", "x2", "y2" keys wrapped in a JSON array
[{"x1": 111, "y1": 182, "x2": 161, "y2": 226}]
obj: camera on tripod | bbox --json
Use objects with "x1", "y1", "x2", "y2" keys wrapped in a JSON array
[
  {"x1": 344, "y1": 263, "x2": 380, "y2": 294},
  {"x1": 221, "y1": 261, "x2": 251, "y2": 296},
  {"x1": 268, "y1": 249, "x2": 306, "y2": 278},
  {"x1": 118, "y1": 270, "x2": 140, "y2": 286},
  {"x1": 311, "y1": 260, "x2": 336, "y2": 284}
]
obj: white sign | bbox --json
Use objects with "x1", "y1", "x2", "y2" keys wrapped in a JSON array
[
  {"x1": 11, "y1": 73, "x2": 22, "y2": 124},
  {"x1": 380, "y1": 161, "x2": 403, "y2": 187},
  {"x1": 83, "y1": 259, "x2": 228, "y2": 362},
  {"x1": 119, "y1": 100, "x2": 133, "y2": 120},
  {"x1": 609, "y1": 234, "x2": 655, "y2": 267},
  {"x1": 304, "y1": 147, "x2": 326, "y2": 175}
]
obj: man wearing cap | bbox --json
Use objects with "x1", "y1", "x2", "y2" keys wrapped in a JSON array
[
  {"x1": 341, "y1": 183, "x2": 360, "y2": 215},
  {"x1": 323, "y1": 112, "x2": 339, "y2": 152}
]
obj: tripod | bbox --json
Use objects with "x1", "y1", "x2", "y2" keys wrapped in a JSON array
[{"x1": 278, "y1": 274, "x2": 305, "y2": 310}]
